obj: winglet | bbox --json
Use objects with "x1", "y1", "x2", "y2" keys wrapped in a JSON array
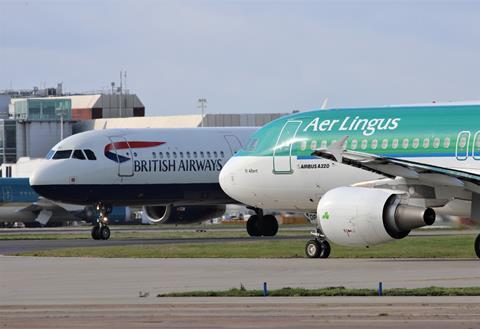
[{"x1": 311, "y1": 136, "x2": 348, "y2": 162}]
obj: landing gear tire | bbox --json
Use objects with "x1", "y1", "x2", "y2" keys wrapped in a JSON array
[
  {"x1": 319, "y1": 240, "x2": 331, "y2": 258},
  {"x1": 91, "y1": 226, "x2": 101, "y2": 240},
  {"x1": 246, "y1": 214, "x2": 279, "y2": 237},
  {"x1": 475, "y1": 234, "x2": 480, "y2": 259},
  {"x1": 305, "y1": 239, "x2": 331, "y2": 259},
  {"x1": 262, "y1": 214, "x2": 278, "y2": 236},
  {"x1": 100, "y1": 226, "x2": 111, "y2": 240},
  {"x1": 247, "y1": 215, "x2": 261, "y2": 237},
  {"x1": 305, "y1": 239, "x2": 320, "y2": 258}
]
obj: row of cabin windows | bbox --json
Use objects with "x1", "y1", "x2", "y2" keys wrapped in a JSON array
[
  {"x1": 299, "y1": 137, "x2": 459, "y2": 152},
  {"x1": 151, "y1": 150, "x2": 226, "y2": 160}
]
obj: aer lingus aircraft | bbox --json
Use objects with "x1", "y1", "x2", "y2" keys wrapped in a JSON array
[{"x1": 219, "y1": 101, "x2": 480, "y2": 258}]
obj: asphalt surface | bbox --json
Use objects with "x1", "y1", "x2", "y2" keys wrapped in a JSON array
[
  {"x1": 2, "y1": 297, "x2": 480, "y2": 329},
  {"x1": 1, "y1": 257, "x2": 479, "y2": 306}
]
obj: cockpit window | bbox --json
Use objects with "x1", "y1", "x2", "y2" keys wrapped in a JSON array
[
  {"x1": 244, "y1": 138, "x2": 259, "y2": 152},
  {"x1": 45, "y1": 150, "x2": 55, "y2": 160},
  {"x1": 84, "y1": 149, "x2": 97, "y2": 160},
  {"x1": 52, "y1": 150, "x2": 72, "y2": 159},
  {"x1": 72, "y1": 150, "x2": 86, "y2": 160}
]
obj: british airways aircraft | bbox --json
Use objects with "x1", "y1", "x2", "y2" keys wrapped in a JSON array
[
  {"x1": 29, "y1": 127, "x2": 279, "y2": 240},
  {"x1": 220, "y1": 101, "x2": 480, "y2": 258}
]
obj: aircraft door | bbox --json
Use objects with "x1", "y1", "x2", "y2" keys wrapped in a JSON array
[
  {"x1": 273, "y1": 120, "x2": 302, "y2": 174},
  {"x1": 108, "y1": 136, "x2": 134, "y2": 177},
  {"x1": 455, "y1": 131, "x2": 470, "y2": 161},
  {"x1": 224, "y1": 135, "x2": 243, "y2": 156}
]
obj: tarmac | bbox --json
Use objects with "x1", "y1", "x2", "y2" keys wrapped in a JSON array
[
  {"x1": 1, "y1": 256, "x2": 479, "y2": 305},
  {"x1": 1, "y1": 230, "x2": 480, "y2": 328},
  {"x1": 2, "y1": 297, "x2": 480, "y2": 328}
]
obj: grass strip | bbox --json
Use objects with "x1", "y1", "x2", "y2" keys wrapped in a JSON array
[
  {"x1": 0, "y1": 230, "x2": 308, "y2": 240},
  {"x1": 15, "y1": 235, "x2": 478, "y2": 258},
  {"x1": 158, "y1": 286, "x2": 480, "y2": 297}
]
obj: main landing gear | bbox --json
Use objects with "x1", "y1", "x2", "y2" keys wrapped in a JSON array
[
  {"x1": 91, "y1": 203, "x2": 112, "y2": 240},
  {"x1": 246, "y1": 208, "x2": 279, "y2": 237},
  {"x1": 305, "y1": 229, "x2": 331, "y2": 258}
]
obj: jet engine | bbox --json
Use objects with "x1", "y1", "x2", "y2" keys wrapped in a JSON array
[
  {"x1": 317, "y1": 187, "x2": 435, "y2": 246},
  {"x1": 142, "y1": 205, "x2": 226, "y2": 224}
]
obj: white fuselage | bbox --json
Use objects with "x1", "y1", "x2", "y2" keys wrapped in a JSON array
[{"x1": 30, "y1": 127, "x2": 257, "y2": 206}]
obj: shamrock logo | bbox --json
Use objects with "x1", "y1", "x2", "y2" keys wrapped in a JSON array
[{"x1": 322, "y1": 211, "x2": 330, "y2": 220}]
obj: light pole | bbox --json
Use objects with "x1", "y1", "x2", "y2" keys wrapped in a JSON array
[
  {"x1": 57, "y1": 104, "x2": 66, "y2": 141},
  {"x1": 197, "y1": 98, "x2": 207, "y2": 127}
]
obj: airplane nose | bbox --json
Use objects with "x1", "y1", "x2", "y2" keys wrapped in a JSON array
[
  {"x1": 29, "y1": 163, "x2": 48, "y2": 188},
  {"x1": 30, "y1": 161, "x2": 64, "y2": 200},
  {"x1": 219, "y1": 157, "x2": 241, "y2": 202}
]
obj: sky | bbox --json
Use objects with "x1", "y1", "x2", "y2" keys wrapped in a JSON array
[{"x1": 0, "y1": 0, "x2": 480, "y2": 116}]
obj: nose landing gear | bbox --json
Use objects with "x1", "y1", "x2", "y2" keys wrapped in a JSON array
[
  {"x1": 91, "y1": 203, "x2": 112, "y2": 240},
  {"x1": 305, "y1": 229, "x2": 331, "y2": 258},
  {"x1": 246, "y1": 208, "x2": 279, "y2": 237}
]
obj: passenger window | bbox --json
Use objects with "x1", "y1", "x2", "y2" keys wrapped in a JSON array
[
  {"x1": 52, "y1": 150, "x2": 72, "y2": 159},
  {"x1": 392, "y1": 139, "x2": 399, "y2": 149},
  {"x1": 412, "y1": 138, "x2": 419, "y2": 149},
  {"x1": 200, "y1": 151, "x2": 204, "y2": 158},
  {"x1": 152, "y1": 152, "x2": 156, "y2": 159},
  {"x1": 220, "y1": 151, "x2": 225, "y2": 158},
  {"x1": 310, "y1": 140, "x2": 317, "y2": 150},
  {"x1": 433, "y1": 137, "x2": 440, "y2": 148},
  {"x1": 361, "y1": 140, "x2": 367, "y2": 150},
  {"x1": 381, "y1": 139, "x2": 388, "y2": 149},
  {"x1": 300, "y1": 140, "x2": 307, "y2": 151},
  {"x1": 72, "y1": 150, "x2": 86, "y2": 160},
  {"x1": 350, "y1": 139, "x2": 358, "y2": 150},
  {"x1": 193, "y1": 151, "x2": 198, "y2": 158},
  {"x1": 423, "y1": 138, "x2": 430, "y2": 148},
  {"x1": 180, "y1": 152, "x2": 184, "y2": 158},
  {"x1": 84, "y1": 149, "x2": 97, "y2": 160},
  {"x1": 207, "y1": 151, "x2": 211, "y2": 158},
  {"x1": 320, "y1": 141, "x2": 327, "y2": 149},
  {"x1": 159, "y1": 152, "x2": 164, "y2": 159},
  {"x1": 186, "y1": 151, "x2": 191, "y2": 158},
  {"x1": 402, "y1": 138, "x2": 409, "y2": 149},
  {"x1": 173, "y1": 152, "x2": 177, "y2": 159},
  {"x1": 166, "y1": 152, "x2": 170, "y2": 159},
  {"x1": 444, "y1": 137, "x2": 451, "y2": 148},
  {"x1": 214, "y1": 151, "x2": 218, "y2": 158},
  {"x1": 371, "y1": 139, "x2": 378, "y2": 149}
]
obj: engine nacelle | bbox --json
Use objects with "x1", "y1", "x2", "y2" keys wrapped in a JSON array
[
  {"x1": 317, "y1": 187, "x2": 435, "y2": 246},
  {"x1": 142, "y1": 205, "x2": 226, "y2": 224}
]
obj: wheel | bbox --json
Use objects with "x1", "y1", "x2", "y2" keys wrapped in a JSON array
[
  {"x1": 262, "y1": 214, "x2": 278, "y2": 236},
  {"x1": 91, "y1": 226, "x2": 101, "y2": 240},
  {"x1": 305, "y1": 239, "x2": 321, "y2": 258},
  {"x1": 475, "y1": 234, "x2": 480, "y2": 259},
  {"x1": 246, "y1": 215, "x2": 261, "y2": 236},
  {"x1": 100, "y1": 226, "x2": 111, "y2": 240},
  {"x1": 319, "y1": 240, "x2": 331, "y2": 258}
]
